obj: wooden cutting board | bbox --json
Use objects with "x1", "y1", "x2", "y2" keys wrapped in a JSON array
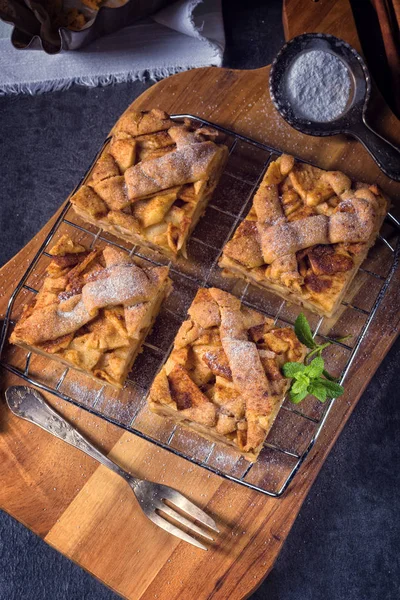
[{"x1": 1, "y1": 1, "x2": 399, "y2": 599}]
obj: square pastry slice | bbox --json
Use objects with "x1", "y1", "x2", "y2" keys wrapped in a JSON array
[
  {"x1": 10, "y1": 235, "x2": 172, "y2": 388},
  {"x1": 70, "y1": 108, "x2": 229, "y2": 259},
  {"x1": 219, "y1": 155, "x2": 389, "y2": 317},
  {"x1": 148, "y1": 287, "x2": 306, "y2": 461}
]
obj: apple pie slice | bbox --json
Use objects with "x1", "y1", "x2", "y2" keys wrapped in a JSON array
[
  {"x1": 148, "y1": 287, "x2": 306, "y2": 461},
  {"x1": 10, "y1": 235, "x2": 172, "y2": 388},
  {"x1": 70, "y1": 108, "x2": 229, "y2": 259},
  {"x1": 219, "y1": 155, "x2": 389, "y2": 317}
]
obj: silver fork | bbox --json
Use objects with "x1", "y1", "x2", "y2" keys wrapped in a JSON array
[{"x1": 5, "y1": 386, "x2": 218, "y2": 550}]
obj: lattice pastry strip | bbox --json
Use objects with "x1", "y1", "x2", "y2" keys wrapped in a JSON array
[
  {"x1": 70, "y1": 109, "x2": 229, "y2": 259},
  {"x1": 219, "y1": 155, "x2": 389, "y2": 317},
  {"x1": 148, "y1": 287, "x2": 306, "y2": 461},
  {"x1": 10, "y1": 235, "x2": 172, "y2": 388}
]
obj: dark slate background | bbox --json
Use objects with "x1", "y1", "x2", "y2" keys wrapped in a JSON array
[{"x1": 1, "y1": 1, "x2": 399, "y2": 599}]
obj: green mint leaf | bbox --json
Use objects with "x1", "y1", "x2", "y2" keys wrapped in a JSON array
[
  {"x1": 284, "y1": 316, "x2": 348, "y2": 406},
  {"x1": 282, "y1": 362, "x2": 306, "y2": 378},
  {"x1": 291, "y1": 376, "x2": 309, "y2": 394},
  {"x1": 319, "y1": 379, "x2": 345, "y2": 398},
  {"x1": 307, "y1": 356, "x2": 325, "y2": 378},
  {"x1": 322, "y1": 369, "x2": 339, "y2": 382},
  {"x1": 308, "y1": 381, "x2": 328, "y2": 403},
  {"x1": 294, "y1": 313, "x2": 317, "y2": 350},
  {"x1": 289, "y1": 388, "x2": 308, "y2": 404}
]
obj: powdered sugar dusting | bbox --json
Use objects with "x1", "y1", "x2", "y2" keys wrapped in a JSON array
[
  {"x1": 83, "y1": 264, "x2": 151, "y2": 309},
  {"x1": 126, "y1": 142, "x2": 218, "y2": 198},
  {"x1": 286, "y1": 50, "x2": 351, "y2": 122}
]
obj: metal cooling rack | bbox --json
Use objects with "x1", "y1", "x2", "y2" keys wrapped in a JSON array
[{"x1": 1, "y1": 114, "x2": 399, "y2": 497}]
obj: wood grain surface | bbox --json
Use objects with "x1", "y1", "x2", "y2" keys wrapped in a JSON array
[{"x1": 1, "y1": 1, "x2": 400, "y2": 599}]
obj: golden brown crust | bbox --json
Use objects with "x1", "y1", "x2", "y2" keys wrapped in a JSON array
[
  {"x1": 112, "y1": 108, "x2": 174, "y2": 138},
  {"x1": 220, "y1": 155, "x2": 389, "y2": 317},
  {"x1": 71, "y1": 109, "x2": 228, "y2": 258},
  {"x1": 10, "y1": 235, "x2": 172, "y2": 388},
  {"x1": 149, "y1": 287, "x2": 306, "y2": 461}
]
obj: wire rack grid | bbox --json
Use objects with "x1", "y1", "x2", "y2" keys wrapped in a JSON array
[{"x1": 1, "y1": 114, "x2": 399, "y2": 497}]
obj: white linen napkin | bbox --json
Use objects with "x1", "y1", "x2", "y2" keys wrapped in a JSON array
[{"x1": 0, "y1": 0, "x2": 224, "y2": 95}]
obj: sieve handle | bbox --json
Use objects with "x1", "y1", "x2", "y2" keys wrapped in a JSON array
[{"x1": 350, "y1": 120, "x2": 400, "y2": 182}]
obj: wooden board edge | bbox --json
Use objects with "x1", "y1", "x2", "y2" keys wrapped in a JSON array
[{"x1": 243, "y1": 266, "x2": 400, "y2": 598}]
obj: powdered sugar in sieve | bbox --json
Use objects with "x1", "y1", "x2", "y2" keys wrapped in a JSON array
[{"x1": 285, "y1": 50, "x2": 352, "y2": 123}]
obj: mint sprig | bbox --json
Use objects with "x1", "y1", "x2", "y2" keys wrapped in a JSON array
[
  {"x1": 283, "y1": 313, "x2": 348, "y2": 405},
  {"x1": 283, "y1": 356, "x2": 344, "y2": 404},
  {"x1": 294, "y1": 312, "x2": 351, "y2": 364}
]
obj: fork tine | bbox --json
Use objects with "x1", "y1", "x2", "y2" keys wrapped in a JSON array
[
  {"x1": 159, "y1": 504, "x2": 215, "y2": 541},
  {"x1": 148, "y1": 512, "x2": 208, "y2": 550},
  {"x1": 162, "y1": 489, "x2": 219, "y2": 532}
]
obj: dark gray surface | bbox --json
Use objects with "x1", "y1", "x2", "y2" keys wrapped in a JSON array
[{"x1": 1, "y1": 1, "x2": 399, "y2": 599}]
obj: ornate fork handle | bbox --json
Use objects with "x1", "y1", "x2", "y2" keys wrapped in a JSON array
[
  {"x1": 6, "y1": 385, "x2": 218, "y2": 550},
  {"x1": 5, "y1": 386, "x2": 139, "y2": 486}
]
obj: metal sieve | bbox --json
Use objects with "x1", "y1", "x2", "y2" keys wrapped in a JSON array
[{"x1": 269, "y1": 33, "x2": 400, "y2": 181}]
